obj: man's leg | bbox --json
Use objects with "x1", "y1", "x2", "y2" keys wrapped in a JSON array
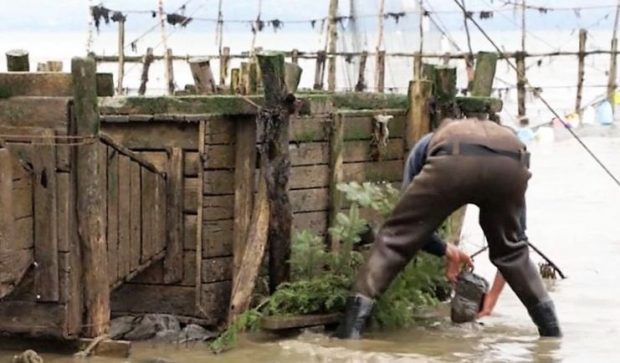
[{"x1": 479, "y1": 201, "x2": 561, "y2": 337}]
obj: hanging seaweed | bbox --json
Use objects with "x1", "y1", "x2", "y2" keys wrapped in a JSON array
[
  {"x1": 251, "y1": 16, "x2": 265, "y2": 34},
  {"x1": 270, "y1": 19, "x2": 283, "y2": 32},
  {"x1": 310, "y1": 19, "x2": 317, "y2": 29},
  {"x1": 151, "y1": 11, "x2": 157, "y2": 18},
  {"x1": 166, "y1": 13, "x2": 192, "y2": 27},
  {"x1": 111, "y1": 11, "x2": 126, "y2": 23},
  {"x1": 345, "y1": 54, "x2": 353, "y2": 64},
  {"x1": 385, "y1": 12, "x2": 406, "y2": 24},
  {"x1": 130, "y1": 41, "x2": 137, "y2": 52},
  {"x1": 479, "y1": 11, "x2": 494, "y2": 19},
  {"x1": 90, "y1": 5, "x2": 111, "y2": 31}
]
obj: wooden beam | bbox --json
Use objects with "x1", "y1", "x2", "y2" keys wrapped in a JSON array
[
  {"x1": 72, "y1": 57, "x2": 110, "y2": 337},
  {"x1": 166, "y1": 48, "x2": 175, "y2": 95},
  {"x1": 32, "y1": 128, "x2": 59, "y2": 302},
  {"x1": 138, "y1": 48, "x2": 154, "y2": 96},
  {"x1": 0, "y1": 72, "x2": 113, "y2": 97},
  {"x1": 375, "y1": 51, "x2": 385, "y2": 94},
  {"x1": 232, "y1": 119, "x2": 257, "y2": 279},
  {"x1": 164, "y1": 148, "x2": 184, "y2": 284},
  {"x1": 406, "y1": 80, "x2": 432, "y2": 150},
  {"x1": 219, "y1": 46, "x2": 230, "y2": 87},
  {"x1": 327, "y1": 0, "x2": 339, "y2": 91},
  {"x1": 116, "y1": 18, "x2": 126, "y2": 95},
  {"x1": 189, "y1": 57, "x2": 217, "y2": 94},
  {"x1": 576, "y1": 29, "x2": 587, "y2": 116},
  {"x1": 195, "y1": 121, "x2": 206, "y2": 315},
  {"x1": 0, "y1": 301, "x2": 66, "y2": 337},
  {"x1": 313, "y1": 51, "x2": 326, "y2": 90},
  {"x1": 327, "y1": 113, "x2": 343, "y2": 252},
  {"x1": 515, "y1": 51, "x2": 527, "y2": 118},
  {"x1": 0, "y1": 148, "x2": 13, "y2": 251}
]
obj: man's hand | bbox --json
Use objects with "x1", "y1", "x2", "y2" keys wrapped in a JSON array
[{"x1": 444, "y1": 244, "x2": 474, "y2": 283}]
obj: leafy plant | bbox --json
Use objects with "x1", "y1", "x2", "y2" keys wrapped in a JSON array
[{"x1": 209, "y1": 309, "x2": 262, "y2": 354}]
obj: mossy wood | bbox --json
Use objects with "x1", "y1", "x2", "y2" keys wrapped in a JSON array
[
  {"x1": 6, "y1": 50, "x2": 29, "y2": 72},
  {"x1": 406, "y1": 80, "x2": 432, "y2": 149},
  {"x1": 470, "y1": 52, "x2": 498, "y2": 97}
]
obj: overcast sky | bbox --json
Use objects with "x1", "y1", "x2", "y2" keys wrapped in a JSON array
[{"x1": 0, "y1": 0, "x2": 616, "y2": 34}]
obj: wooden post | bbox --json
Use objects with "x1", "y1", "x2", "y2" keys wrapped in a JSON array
[
  {"x1": 6, "y1": 49, "x2": 29, "y2": 72},
  {"x1": 230, "y1": 68, "x2": 240, "y2": 94},
  {"x1": 433, "y1": 66, "x2": 457, "y2": 126},
  {"x1": 164, "y1": 148, "x2": 183, "y2": 283},
  {"x1": 71, "y1": 57, "x2": 109, "y2": 337},
  {"x1": 471, "y1": 51, "x2": 498, "y2": 97},
  {"x1": 608, "y1": 1, "x2": 620, "y2": 105},
  {"x1": 413, "y1": 52, "x2": 422, "y2": 79},
  {"x1": 248, "y1": 62, "x2": 258, "y2": 94},
  {"x1": 239, "y1": 62, "x2": 249, "y2": 95},
  {"x1": 314, "y1": 51, "x2": 326, "y2": 90},
  {"x1": 116, "y1": 18, "x2": 126, "y2": 95},
  {"x1": 355, "y1": 51, "x2": 368, "y2": 92},
  {"x1": 0, "y1": 149, "x2": 14, "y2": 256},
  {"x1": 47, "y1": 61, "x2": 63, "y2": 72},
  {"x1": 376, "y1": 50, "x2": 385, "y2": 93},
  {"x1": 515, "y1": 51, "x2": 527, "y2": 118},
  {"x1": 188, "y1": 57, "x2": 217, "y2": 94},
  {"x1": 195, "y1": 121, "x2": 206, "y2": 315},
  {"x1": 232, "y1": 120, "x2": 257, "y2": 280},
  {"x1": 138, "y1": 47, "x2": 154, "y2": 96},
  {"x1": 257, "y1": 53, "x2": 293, "y2": 292},
  {"x1": 37, "y1": 63, "x2": 49, "y2": 72},
  {"x1": 328, "y1": 114, "x2": 344, "y2": 251},
  {"x1": 327, "y1": 0, "x2": 339, "y2": 91},
  {"x1": 291, "y1": 49, "x2": 299, "y2": 64},
  {"x1": 219, "y1": 46, "x2": 230, "y2": 87},
  {"x1": 406, "y1": 80, "x2": 432, "y2": 150},
  {"x1": 166, "y1": 48, "x2": 175, "y2": 95},
  {"x1": 284, "y1": 62, "x2": 303, "y2": 93},
  {"x1": 576, "y1": 29, "x2": 587, "y2": 116}
]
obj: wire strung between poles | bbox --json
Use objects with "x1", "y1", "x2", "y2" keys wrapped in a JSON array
[{"x1": 452, "y1": 0, "x2": 620, "y2": 188}]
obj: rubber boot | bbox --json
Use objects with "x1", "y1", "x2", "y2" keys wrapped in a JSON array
[
  {"x1": 528, "y1": 300, "x2": 562, "y2": 337},
  {"x1": 334, "y1": 294, "x2": 374, "y2": 339}
]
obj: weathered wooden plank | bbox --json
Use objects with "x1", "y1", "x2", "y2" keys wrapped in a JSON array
[
  {"x1": 342, "y1": 114, "x2": 405, "y2": 140},
  {"x1": 203, "y1": 170, "x2": 235, "y2": 195},
  {"x1": 164, "y1": 148, "x2": 184, "y2": 284},
  {"x1": 204, "y1": 117, "x2": 236, "y2": 145},
  {"x1": 138, "y1": 151, "x2": 167, "y2": 172},
  {"x1": 0, "y1": 97, "x2": 70, "y2": 128},
  {"x1": 14, "y1": 216, "x2": 33, "y2": 249},
  {"x1": 184, "y1": 177, "x2": 200, "y2": 213},
  {"x1": 141, "y1": 170, "x2": 155, "y2": 263},
  {"x1": 0, "y1": 301, "x2": 67, "y2": 337},
  {"x1": 289, "y1": 139, "x2": 404, "y2": 166},
  {"x1": 118, "y1": 156, "x2": 131, "y2": 279},
  {"x1": 129, "y1": 162, "x2": 141, "y2": 272},
  {"x1": 155, "y1": 176, "x2": 167, "y2": 254},
  {"x1": 290, "y1": 188, "x2": 329, "y2": 212},
  {"x1": 56, "y1": 173, "x2": 70, "y2": 252},
  {"x1": 205, "y1": 145, "x2": 236, "y2": 170},
  {"x1": 261, "y1": 313, "x2": 341, "y2": 331},
  {"x1": 65, "y1": 170, "x2": 83, "y2": 337},
  {"x1": 0, "y1": 149, "x2": 13, "y2": 251},
  {"x1": 12, "y1": 178, "x2": 32, "y2": 220},
  {"x1": 288, "y1": 117, "x2": 330, "y2": 142},
  {"x1": 183, "y1": 214, "x2": 197, "y2": 251},
  {"x1": 290, "y1": 165, "x2": 330, "y2": 189},
  {"x1": 0, "y1": 249, "x2": 32, "y2": 299},
  {"x1": 0, "y1": 72, "x2": 112, "y2": 97},
  {"x1": 342, "y1": 160, "x2": 403, "y2": 183},
  {"x1": 183, "y1": 151, "x2": 201, "y2": 176},
  {"x1": 204, "y1": 195, "x2": 235, "y2": 220},
  {"x1": 182, "y1": 251, "x2": 196, "y2": 286},
  {"x1": 289, "y1": 142, "x2": 330, "y2": 166},
  {"x1": 101, "y1": 123, "x2": 199, "y2": 150},
  {"x1": 130, "y1": 260, "x2": 164, "y2": 284},
  {"x1": 203, "y1": 220, "x2": 233, "y2": 257},
  {"x1": 98, "y1": 96, "x2": 260, "y2": 116},
  {"x1": 111, "y1": 284, "x2": 197, "y2": 317},
  {"x1": 201, "y1": 281, "x2": 232, "y2": 325},
  {"x1": 292, "y1": 211, "x2": 328, "y2": 236},
  {"x1": 328, "y1": 114, "x2": 344, "y2": 251},
  {"x1": 107, "y1": 148, "x2": 119, "y2": 285},
  {"x1": 32, "y1": 129, "x2": 59, "y2": 302},
  {"x1": 10, "y1": 153, "x2": 29, "y2": 181},
  {"x1": 202, "y1": 256, "x2": 233, "y2": 283}
]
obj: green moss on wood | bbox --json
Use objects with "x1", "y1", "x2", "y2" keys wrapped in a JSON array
[
  {"x1": 331, "y1": 92, "x2": 408, "y2": 110},
  {"x1": 456, "y1": 96, "x2": 503, "y2": 114}
]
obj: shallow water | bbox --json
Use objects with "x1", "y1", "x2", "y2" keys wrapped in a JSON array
[{"x1": 2, "y1": 131, "x2": 619, "y2": 362}]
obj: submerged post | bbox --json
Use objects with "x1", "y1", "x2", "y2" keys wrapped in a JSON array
[
  {"x1": 72, "y1": 57, "x2": 109, "y2": 337},
  {"x1": 575, "y1": 29, "x2": 587, "y2": 116}
]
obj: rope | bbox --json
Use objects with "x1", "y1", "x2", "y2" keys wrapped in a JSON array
[{"x1": 452, "y1": 0, "x2": 620, "y2": 189}]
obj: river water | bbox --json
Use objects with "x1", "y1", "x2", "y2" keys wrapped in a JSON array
[{"x1": 2, "y1": 129, "x2": 619, "y2": 362}]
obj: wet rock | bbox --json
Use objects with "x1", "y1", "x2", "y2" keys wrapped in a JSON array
[
  {"x1": 450, "y1": 272, "x2": 489, "y2": 323},
  {"x1": 180, "y1": 324, "x2": 217, "y2": 342},
  {"x1": 109, "y1": 316, "x2": 137, "y2": 339},
  {"x1": 153, "y1": 329, "x2": 181, "y2": 343},
  {"x1": 123, "y1": 314, "x2": 181, "y2": 341}
]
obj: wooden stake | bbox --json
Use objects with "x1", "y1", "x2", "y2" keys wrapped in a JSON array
[
  {"x1": 284, "y1": 62, "x2": 303, "y2": 93},
  {"x1": 608, "y1": 0, "x2": 620, "y2": 105},
  {"x1": 376, "y1": 50, "x2": 385, "y2": 93},
  {"x1": 230, "y1": 68, "x2": 240, "y2": 94},
  {"x1": 515, "y1": 51, "x2": 527, "y2": 118},
  {"x1": 116, "y1": 18, "x2": 126, "y2": 95},
  {"x1": 189, "y1": 57, "x2": 216, "y2": 94},
  {"x1": 157, "y1": 0, "x2": 172, "y2": 95},
  {"x1": 6, "y1": 49, "x2": 29, "y2": 72},
  {"x1": 575, "y1": 29, "x2": 587, "y2": 116},
  {"x1": 195, "y1": 121, "x2": 206, "y2": 315},
  {"x1": 219, "y1": 46, "x2": 230, "y2": 87},
  {"x1": 328, "y1": 114, "x2": 344, "y2": 251},
  {"x1": 313, "y1": 51, "x2": 326, "y2": 90},
  {"x1": 166, "y1": 48, "x2": 175, "y2": 95},
  {"x1": 291, "y1": 49, "x2": 299, "y2": 64},
  {"x1": 355, "y1": 51, "x2": 368, "y2": 92},
  {"x1": 138, "y1": 48, "x2": 154, "y2": 96},
  {"x1": 232, "y1": 119, "x2": 257, "y2": 280},
  {"x1": 471, "y1": 51, "x2": 498, "y2": 97},
  {"x1": 327, "y1": 0, "x2": 339, "y2": 91},
  {"x1": 406, "y1": 80, "x2": 432, "y2": 150},
  {"x1": 257, "y1": 53, "x2": 293, "y2": 292},
  {"x1": 71, "y1": 57, "x2": 109, "y2": 337}
]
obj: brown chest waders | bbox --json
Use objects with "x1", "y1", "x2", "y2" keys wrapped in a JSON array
[{"x1": 336, "y1": 119, "x2": 561, "y2": 339}]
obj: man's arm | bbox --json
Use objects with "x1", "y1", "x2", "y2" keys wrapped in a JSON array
[{"x1": 478, "y1": 272, "x2": 506, "y2": 318}]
